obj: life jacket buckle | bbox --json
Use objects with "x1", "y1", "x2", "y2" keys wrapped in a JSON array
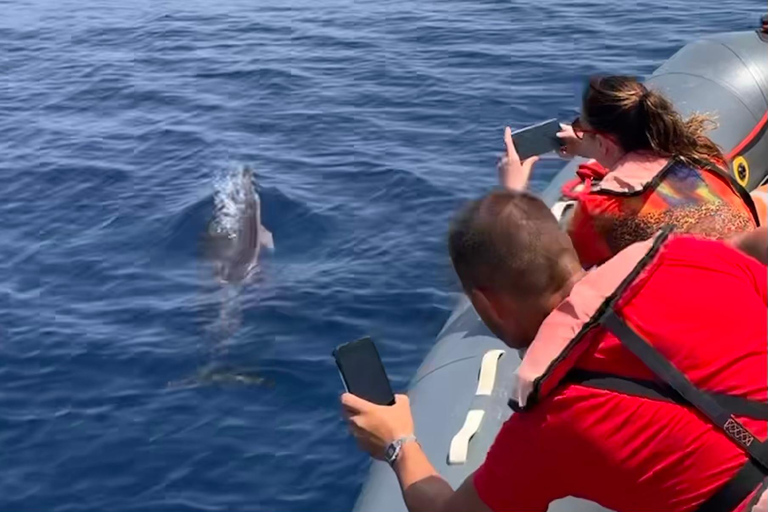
[{"x1": 724, "y1": 416, "x2": 756, "y2": 448}]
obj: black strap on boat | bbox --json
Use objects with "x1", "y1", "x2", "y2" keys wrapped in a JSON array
[
  {"x1": 564, "y1": 369, "x2": 768, "y2": 420},
  {"x1": 599, "y1": 310, "x2": 768, "y2": 512}
]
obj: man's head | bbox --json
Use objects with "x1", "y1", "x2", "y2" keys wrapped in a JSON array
[{"x1": 448, "y1": 189, "x2": 582, "y2": 349}]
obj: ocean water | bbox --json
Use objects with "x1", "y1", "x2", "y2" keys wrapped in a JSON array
[{"x1": 0, "y1": 0, "x2": 763, "y2": 510}]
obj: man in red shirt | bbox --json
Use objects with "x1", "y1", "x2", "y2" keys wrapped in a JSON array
[{"x1": 341, "y1": 189, "x2": 768, "y2": 512}]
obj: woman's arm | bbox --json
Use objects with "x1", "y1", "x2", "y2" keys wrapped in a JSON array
[{"x1": 498, "y1": 127, "x2": 539, "y2": 191}]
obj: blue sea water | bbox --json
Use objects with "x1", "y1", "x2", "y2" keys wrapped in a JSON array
[{"x1": 0, "y1": 0, "x2": 763, "y2": 510}]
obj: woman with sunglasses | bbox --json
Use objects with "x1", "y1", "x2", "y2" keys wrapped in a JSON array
[{"x1": 500, "y1": 75, "x2": 763, "y2": 269}]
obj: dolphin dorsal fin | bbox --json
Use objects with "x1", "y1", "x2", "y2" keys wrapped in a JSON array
[{"x1": 259, "y1": 225, "x2": 274, "y2": 251}]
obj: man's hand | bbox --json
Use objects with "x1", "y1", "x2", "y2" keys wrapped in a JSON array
[
  {"x1": 341, "y1": 393, "x2": 414, "y2": 460},
  {"x1": 342, "y1": 393, "x2": 492, "y2": 512}
]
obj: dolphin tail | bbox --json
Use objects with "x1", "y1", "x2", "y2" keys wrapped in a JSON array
[{"x1": 259, "y1": 225, "x2": 274, "y2": 251}]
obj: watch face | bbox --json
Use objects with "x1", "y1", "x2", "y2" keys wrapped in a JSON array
[{"x1": 385, "y1": 443, "x2": 397, "y2": 461}]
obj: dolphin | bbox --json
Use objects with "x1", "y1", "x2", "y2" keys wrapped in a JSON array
[
  {"x1": 204, "y1": 166, "x2": 274, "y2": 285},
  {"x1": 167, "y1": 363, "x2": 274, "y2": 389}
]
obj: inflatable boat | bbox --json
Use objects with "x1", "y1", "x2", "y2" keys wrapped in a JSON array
[{"x1": 353, "y1": 25, "x2": 768, "y2": 512}]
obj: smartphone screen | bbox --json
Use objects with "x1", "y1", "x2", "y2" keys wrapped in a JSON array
[
  {"x1": 511, "y1": 118, "x2": 562, "y2": 160},
  {"x1": 333, "y1": 337, "x2": 395, "y2": 406}
]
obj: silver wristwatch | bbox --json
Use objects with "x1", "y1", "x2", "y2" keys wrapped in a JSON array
[{"x1": 384, "y1": 435, "x2": 417, "y2": 467}]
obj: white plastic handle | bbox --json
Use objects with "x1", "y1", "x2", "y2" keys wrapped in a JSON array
[
  {"x1": 448, "y1": 409, "x2": 485, "y2": 464},
  {"x1": 475, "y1": 349, "x2": 504, "y2": 396},
  {"x1": 447, "y1": 349, "x2": 505, "y2": 464}
]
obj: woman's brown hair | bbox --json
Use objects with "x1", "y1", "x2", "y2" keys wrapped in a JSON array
[{"x1": 582, "y1": 75, "x2": 725, "y2": 166}]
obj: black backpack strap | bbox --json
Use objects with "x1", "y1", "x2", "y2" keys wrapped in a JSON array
[
  {"x1": 599, "y1": 310, "x2": 768, "y2": 512},
  {"x1": 565, "y1": 369, "x2": 768, "y2": 420}
]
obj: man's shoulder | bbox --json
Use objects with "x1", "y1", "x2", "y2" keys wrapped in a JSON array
[
  {"x1": 503, "y1": 377, "x2": 611, "y2": 432},
  {"x1": 595, "y1": 231, "x2": 743, "y2": 281},
  {"x1": 660, "y1": 233, "x2": 756, "y2": 269}
]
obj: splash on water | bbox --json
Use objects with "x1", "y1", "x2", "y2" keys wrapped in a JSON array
[{"x1": 211, "y1": 167, "x2": 253, "y2": 240}]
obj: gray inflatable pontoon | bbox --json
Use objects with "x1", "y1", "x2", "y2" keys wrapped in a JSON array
[{"x1": 353, "y1": 25, "x2": 768, "y2": 512}]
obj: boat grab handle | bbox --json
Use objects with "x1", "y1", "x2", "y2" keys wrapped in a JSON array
[
  {"x1": 475, "y1": 349, "x2": 504, "y2": 396},
  {"x1": 448, "y1": 349, "x2": 505, "y2": 464}
]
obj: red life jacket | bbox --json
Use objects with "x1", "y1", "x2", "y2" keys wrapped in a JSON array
[
  {"x1": 511, "y1": 229, "x2": 768, "y2": 512},
  {"x1": 561, "y1": 154, "x2": 760, "y2": 269}
]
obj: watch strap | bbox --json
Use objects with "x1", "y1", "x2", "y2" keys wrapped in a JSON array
[{"x1": 385, "y1": 435, "x2": 417, "y2": 466}]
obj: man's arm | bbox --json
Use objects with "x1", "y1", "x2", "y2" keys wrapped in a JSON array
[
  {"x1": 393, "y1": 441, "x2": 491, "y2": 512},
  {"x1": 341, "y1": 392, "x2": 558, "y2": 512},
  {"x1": 728, "y1": 226, "x2": 768, "y2": 265},
  {"x1": 342, "y1": 393, "x2": 491, "y2": 512}
]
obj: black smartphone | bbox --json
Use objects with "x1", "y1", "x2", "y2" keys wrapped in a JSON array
[
  {"x1": 333, "y1": 337, "x2": 396, "y2": 406},
  {"x1": 511, "y1": 118, "x2": 563, "y2": 160}
]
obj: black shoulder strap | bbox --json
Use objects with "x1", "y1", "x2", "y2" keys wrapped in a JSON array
[
  {"x1": 696, "y1": 158, "x2": 761, "y2": 226},
  {"x1": 698, "y1": 460, "x2": 767, "y2": 512},
  {"x1": 564, "y1": 369, "x2": 768, "y2": 420},
  {"x1": 593, "y1": 159, "x2": 676, "y2": 197},
  {"x1": 744, "y1": 477, "x2": 768, "y2": 512},
  {"x1": 601, "y1": 311, "x2": 768, "y2": 467},
  {"x1": 599, "y1": 310, "x2": 768, "y2": 512},
  {"x1": 591, "y1": 156, "x2": 760, "y2": 226}
]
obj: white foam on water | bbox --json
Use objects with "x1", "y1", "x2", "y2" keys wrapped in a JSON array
[{"x1": 211, "y1": 166, "x2": 253, "y2": 238}]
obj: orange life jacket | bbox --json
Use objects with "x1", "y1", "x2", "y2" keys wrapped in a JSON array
[{"x1": 561, "y1": 153, "x2": 760, "y2": 269}]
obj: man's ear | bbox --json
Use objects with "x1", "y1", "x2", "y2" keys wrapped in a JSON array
[{"x1": 469, "y1": 287, "x2": 503, "y2": 328}]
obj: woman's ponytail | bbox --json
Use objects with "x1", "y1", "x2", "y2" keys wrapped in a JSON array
[
  {"x1": 584, "y1": 76, "x2": 725, "y2": 166},
  {"x1": 639, "y1": 87, "x2": 724, "y2": 165}
]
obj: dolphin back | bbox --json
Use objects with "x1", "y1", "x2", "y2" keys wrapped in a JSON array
[{"x1": 205, "y1": 165, "x2": 273, "y2": 284}]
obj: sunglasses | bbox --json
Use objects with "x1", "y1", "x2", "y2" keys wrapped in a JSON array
[
  {"x1": 572, "y1": 116, "x2": 618, "y2": 144},
  {"x1": 571, "y1": 116, "x2": 601, "y2": 140}
]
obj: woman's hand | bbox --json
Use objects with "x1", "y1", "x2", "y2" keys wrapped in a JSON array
[
  {"x1": 556, "y1": 123, "x2": 585, "y2": 158},
  {"x1": 498, "y1": 126, "x2": 539, "y2": 191}
]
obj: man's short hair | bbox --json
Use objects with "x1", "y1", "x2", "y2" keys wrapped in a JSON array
[{"x1": 448, "y1": 189, "x2": 577, "y2": 298}]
